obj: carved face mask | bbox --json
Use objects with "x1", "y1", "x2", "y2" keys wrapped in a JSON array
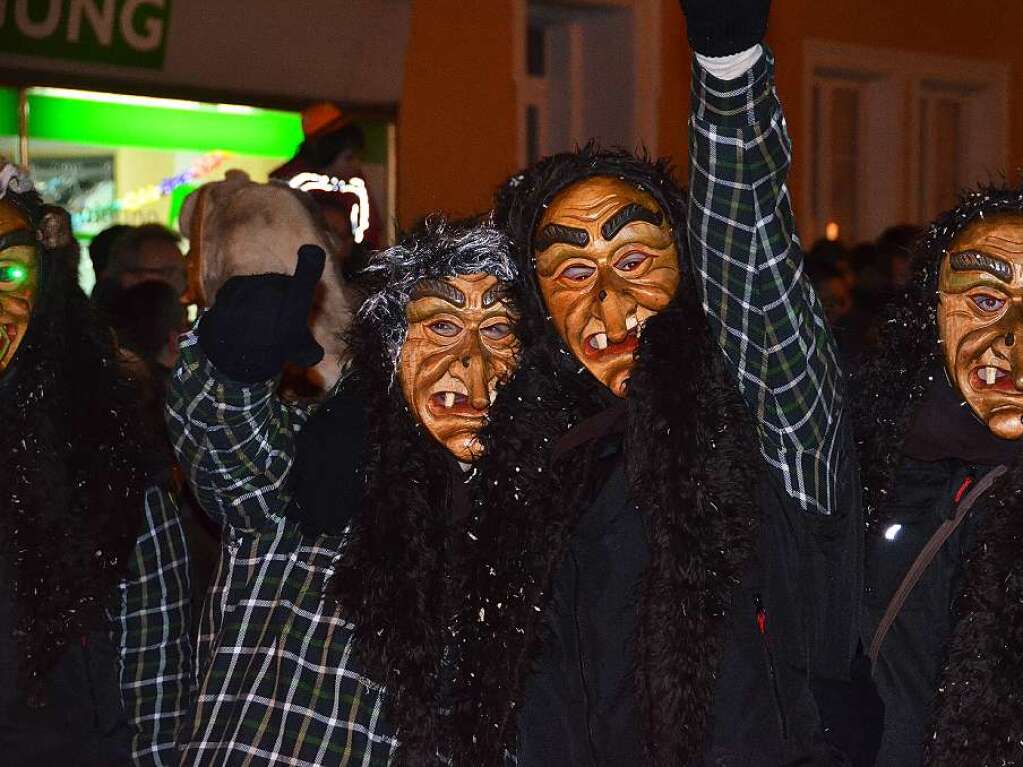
[
  {"x1": 938, "y1": 213, "x2": 1023, "y2": 439},
  {"x1": 398, "y1": 274, "x2": 519, "y2": 462},
  {"x1": 534, "y1": 176, "x2": 680, "y2": 397},
  {"x1": 0, "y1": 199, "x2": 38, "y2": 375}
]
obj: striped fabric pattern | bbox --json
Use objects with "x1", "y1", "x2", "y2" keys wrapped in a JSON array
[
  {"x1": 687, "y1": 49, "x2": 847, "y2": 516},
  {"x1": 166, "y1": 331, "x2": 398, "y2": 766}
]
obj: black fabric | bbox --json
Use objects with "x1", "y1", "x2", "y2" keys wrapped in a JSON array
[
  {"x1": 0, "y1": 197, "x2": 158, "y2": 759},
  {"x1": 197, "y1": 244, "x2": 325, "y2": 384},
  {"x1": 680, "y1": 0, "x2": 772, "y2": 58},
  {"x1": 901, "y1": 375, "x2": 1020, "y2": 466}
]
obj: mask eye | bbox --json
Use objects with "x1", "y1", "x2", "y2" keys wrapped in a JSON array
[
  {"x1": 558, "y1": 263, "x2": 596, "y2": 283},
  {"x1": 481, "y1": 322, "x2": 513, "y2": 341},
  {"x1": 0, "y1": 262, "x2": 28, "y2": 290},
  {"x1": 428, "y1": 319, "x2": 462, "y2": 338},
  {"x1": 614, "y1": 251, "x2": 650, "y2": 273},
  {"x1": 971, "y1": 294, "x2": 1006, "y2": 313}
]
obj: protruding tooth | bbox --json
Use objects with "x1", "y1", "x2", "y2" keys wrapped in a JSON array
[
  {"x1": 985, "y1": 367, "x2": 997, "y2": 385},
  {"x1": 444, "y1": 392, "x2": 456, "y2": 408},
  {"x1": 594, "y1": 333, "x2": 608, "y2": 350},
  {"x1": 626, "y1": 315, "x2": 638, "y2": 331},
  {"x1": 489, "y1": 389, "x2": 497, "y2": 405}
]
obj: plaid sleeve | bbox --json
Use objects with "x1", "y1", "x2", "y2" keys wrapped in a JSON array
[
  {"x1": 165, "y1": 328, "x2": 309, "y2": 532},
  {"x1": 687, "y1": 48, "x2": 845, "y2": 516},
  {"x1": 112, "y1": 483, "x2": 192, "y2": 767}
]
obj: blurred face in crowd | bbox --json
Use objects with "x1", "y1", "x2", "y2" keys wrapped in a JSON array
[
  {"x1": 938, "y1": 213, "x2": 1023, "y2": 439},
  {"x1": 818, "y1": 276, "x2": 853, "y2": 325},
  {"x1": 121, "y1": 235, "x2": 187, "y2": 296},
  {"x1": 0, "y1": 199, "x2": 38, "y2": 374},
  {"x1": 534, "y1": 176, "x2": 680, "y2": 397},
  {"x1": 398, "y1": 274, "x2": 519, "y2": 462}
]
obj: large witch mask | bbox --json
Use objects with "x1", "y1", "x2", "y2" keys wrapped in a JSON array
[{"x1": 939, "y1": 213, "x2": 1023, "y2": 439}]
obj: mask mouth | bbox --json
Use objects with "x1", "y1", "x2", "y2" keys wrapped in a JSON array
[
  {"x1": 583, "y1": 328, "x2": 639, "y2": 360},
  {"x1": 970, "y1": 365, "x2": 1019, "y2": 392},
  {"x1": 427, "y1": 390, "x2": 487, "y2": 418}
]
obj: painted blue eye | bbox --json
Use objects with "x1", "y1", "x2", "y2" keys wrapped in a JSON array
[
  {"x1": 615, "y1": 251, "x2": 650, "y2": 272},
  {"x1": 971, "y1": 294, "x2": 1006, "y2": 312},
  {"x1": 560, "y1": 264, "x2": 596, "y2": 282},
  {"x1": 428, "y1": 320, "x2": 462, "y2": 337}
]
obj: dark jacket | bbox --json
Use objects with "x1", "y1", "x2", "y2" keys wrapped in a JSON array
[
  {"x1": 864, "y1": 378, "x2": 1022, "y2": 766},
  {"x1": 450, "y1": 301, "x2": 861, "y2": 767}
]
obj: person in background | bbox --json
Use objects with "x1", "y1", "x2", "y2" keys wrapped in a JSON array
[
  {"x1": 877, "y1": 223, "x2": 923, "y2": 292},
  {"x1": 0, "y1": 165, "x2": 191, "y2": 767},
  {"x1": 95, "y1": 224, "x2": 187, "y2": 308},
  {"x1": 108, "y1": 280, "x2": 187, "y2": 385},
  {"x1": 271, "y1": 101, "x2": 383, "y2": 250},
  {"x1": 87, "y1": 223, "x2": 131, "y2": 286}
]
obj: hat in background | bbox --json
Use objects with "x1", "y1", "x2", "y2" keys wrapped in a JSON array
[{"x1": 301, "y1": 102, "x2": 351, "y2": 139}]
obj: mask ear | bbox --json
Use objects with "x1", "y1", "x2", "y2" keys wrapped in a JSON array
[{"x1": 38, "y1": 205, "x2": 73, "y2": 250}]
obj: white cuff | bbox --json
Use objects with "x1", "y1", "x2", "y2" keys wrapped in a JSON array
[{"x1": 695, "y1": 44, "x2": 763, "y2": 81}]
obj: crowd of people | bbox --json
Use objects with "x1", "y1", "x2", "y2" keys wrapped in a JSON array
[{"x1": 2, "y1": 1, "x2": 1023, "y2": 766}]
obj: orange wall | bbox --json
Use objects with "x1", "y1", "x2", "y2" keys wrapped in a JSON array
[
  {"x1": 398, "y1": 0, "x2": 520, "y2": 226},
  {"x1": 401, "y1": 1, "x2": 1023, "y2": 232}
]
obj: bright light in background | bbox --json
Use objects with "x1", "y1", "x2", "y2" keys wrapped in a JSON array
[
  {"x1": 825, "y1": 221, "x2": 840, "y2": 241},
  {"x1": 31, "y1": 87, "x2": 255, "y2": 114},
  {"x1": 884, "y1": 524, "x2": 902, "y2": 541}
]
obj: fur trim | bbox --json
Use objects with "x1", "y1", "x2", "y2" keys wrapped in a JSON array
[
  {"x1": 924, "y1": 464, "x2": 1023, "y2": 765},
  {"x1": 0, "y1": 236, "x2": 156, "y2": 688},
  {"x1": 447, "y1": 144, "x2": 762, "y2": 765},
  {"x1": 317, "y1": 215, "x2": 518, "y2": 765}
]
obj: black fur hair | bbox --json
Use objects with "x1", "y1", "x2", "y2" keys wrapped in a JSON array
[
  {"x1": 0, "y1": 190, "x2": 158, "y2": 690},
  {"x1": 321, "y1": 215, "x2": 517, "y2": 765},
  {"x1": 447, "y1": 144, "x2": 762, "y2": 765},
  {"x1": 851, "y1": 182, "x2": 1023, "y2": 762},
  {"x1": 854, "y1": 182, "x2": 1023, "y2": 529}
]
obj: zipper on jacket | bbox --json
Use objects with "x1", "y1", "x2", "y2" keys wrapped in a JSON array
[{"x1": 754, "y1": 593, "x2": 788, "y2": 740}]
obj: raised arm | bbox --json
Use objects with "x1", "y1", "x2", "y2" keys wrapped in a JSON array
[
  {"x1": 165, "y1": 245, "x2": 325, "y2": 531},
  {"x1": 111, "y1": 483, "x2": 192, "y2": 767},
  {"x1": 683, "y1": 2, "x2": 845, "y2": 515}
]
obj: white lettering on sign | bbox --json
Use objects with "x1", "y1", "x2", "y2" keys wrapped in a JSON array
[
  {"x1": 68, "y1": 0, "x2": 114, "y2": 45},
  {"x1": 14, "y1": 0, "x2": 61, "y2": 39},
  {"x1": 120, "y1": 0, "x2": 164, "y2": 52}
]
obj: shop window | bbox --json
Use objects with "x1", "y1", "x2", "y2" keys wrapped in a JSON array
[
  {"x1": 520, "y1": 1, "x2": 637, "y2": 164},
  {"x1": 804, "y1": 42, "x2": 1007, "y2": 243},
  {"x1": 0, "y1": 86, "x2": 395, "y2": 292}
]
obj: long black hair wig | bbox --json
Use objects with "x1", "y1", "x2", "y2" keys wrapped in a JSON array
[
  {"x1": 447, "y1": 144, "x2": 762, "y2": 766},
  {"x1": 0, "y1": 187, "x2": 156, "y2": 689}
]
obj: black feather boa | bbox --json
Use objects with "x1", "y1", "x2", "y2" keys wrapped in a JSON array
[
  {"x1": 0, "y1": 245, "x2": 154, "y2": 689},
  {"x1": 447, "y1": 295, "x2": 762, "y2": 766},
  {"x1": 850, "y1": 183, "x2": 1023, "y2": 763}
]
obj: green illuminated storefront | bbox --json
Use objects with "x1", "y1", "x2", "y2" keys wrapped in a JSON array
[{"x1": 0, "y1": 86, "x2": 390, "y2": 290}]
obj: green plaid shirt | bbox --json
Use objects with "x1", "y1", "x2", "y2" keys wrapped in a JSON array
[
  {"x1": 166, "y1": 330, "x2": 397, "y2": 767},
  {"x1": 111, "y1": 483, "x2": 193, "y2": 767},
  {"x1": 688, "y1": 49, "x2": 846, "y2": 516}
]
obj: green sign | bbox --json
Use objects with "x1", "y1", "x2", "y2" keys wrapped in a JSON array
[{"x1": 0, "y1": 0, "x2": 172, "y2": 70}]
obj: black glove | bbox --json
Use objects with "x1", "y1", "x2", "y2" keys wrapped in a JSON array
[
  {"x1": 680, "y1": 0, "x2": 771, "y2": 58},
  {"x1": 198, "y1": 244, "x2": 326, "y2": 383}
]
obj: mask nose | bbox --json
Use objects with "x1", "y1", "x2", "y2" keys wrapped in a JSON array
[
  {"x1": 591, "y1": 271, "x2": 635, "y2": 343},
  {"x1": 455, "y1": 335, "x2": 491, "y2": 411}
]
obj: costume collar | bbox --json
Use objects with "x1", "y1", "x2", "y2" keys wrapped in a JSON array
[{"x1": 902, "y1": 372, "x2": 1022, "y2": 465}]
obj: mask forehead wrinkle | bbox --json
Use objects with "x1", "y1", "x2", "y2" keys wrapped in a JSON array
[
  {"x1": 409, "y1": 277, "x2": 467, "y2": 307},
  {"x1": 949, "y1": 251, "x2": 1014, "y2": 283}
]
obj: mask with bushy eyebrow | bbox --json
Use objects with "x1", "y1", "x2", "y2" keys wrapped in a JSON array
[
  {"x1": 938, "y1": 213, "x2": 1023, "y2": 439},
  {"x1": 533, "y1": 176, "x2": 680, "y2": 397},
  {"x1": 397, "y1": 274, "x2": 519, "y2": 462}
]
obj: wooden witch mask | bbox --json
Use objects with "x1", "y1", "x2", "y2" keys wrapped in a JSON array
[
  {"x1": 398, "y1": 274, "x2": 519, "y2": 462},
  {"x1": 533, "y1": 176, "x2": 681, "y2": 397},
  {"x1": 938, "y1": 213, "x2": 1023, "y2": 439}
]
